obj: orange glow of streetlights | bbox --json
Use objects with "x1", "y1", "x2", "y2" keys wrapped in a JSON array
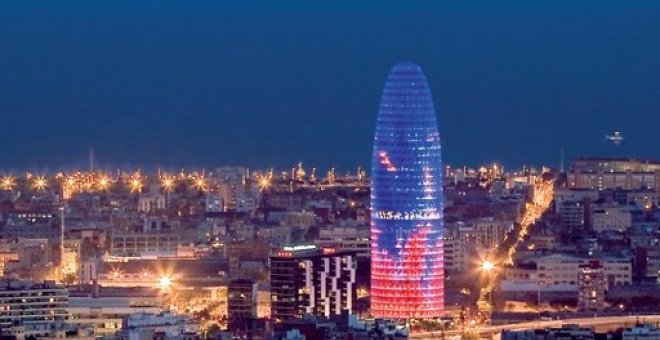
[
  {"x1": 161, "y1": 175, "x2": 175, "y2": 192},
  {"x1": 98, "y1": 175, "x2": 110, "y2": 190},
  {"x1": 158, "y1": 275, "x2": 172, "y2": 289},
  {"x1": 481, "y1": 258, "x2": 496, "y2": 325},
  {"x1": 481, "y1": 260, "x2": 495, "y2": 273},
  {"x1": 194, "y1": 177, "x2": 206, "y2": 191},
  {"x1": 32, "y1": 176, "x2": 48, "y2": 190},
  {"x1": 1, "y1": 175, "x2": 16, "y2": 191},
  {"x1": 129, "y1": 173, "x2": 143, "y2": 193},
  {"x1": 259, "y1": 177, "x2": 271, "y2": 190}
]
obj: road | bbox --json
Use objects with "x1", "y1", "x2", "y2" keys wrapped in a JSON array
[{"x1": 411, "y1": 314, "x2": 660, "y2": 339}]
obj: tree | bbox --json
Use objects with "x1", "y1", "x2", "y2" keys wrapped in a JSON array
[
  {"x1": 62, "y1": 273, "x2": 77, "y2": 285},
  {"x1": 203, "y1": 324, "x2": 221, "y2": 339}
]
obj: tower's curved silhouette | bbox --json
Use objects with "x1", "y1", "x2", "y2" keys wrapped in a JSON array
[{"x1": 370, "y1": 62, "x2": 444, "y2": 318}]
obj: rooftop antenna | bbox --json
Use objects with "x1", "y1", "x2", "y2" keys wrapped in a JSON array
[
  {"x1": 560, "y1": 144, "x2": 565, "y2": 173},
  {"x1": 89, "y1": 146, "x2": 94, "y2": 173}
]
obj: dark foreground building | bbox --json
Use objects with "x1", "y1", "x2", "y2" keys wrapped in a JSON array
[
  {"x1": 270, "y1": 245, "x2": 357, "y2": 321},
  {"x1": 370, "y1": 62, "x2": 444, "y2": 318}
]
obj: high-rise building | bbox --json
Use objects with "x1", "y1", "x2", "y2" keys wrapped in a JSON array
[
  {"x1": 370, "y1": 62, "x2": 444, "y2": 318},
  {"x1": 270, "y1": 245, "x2": 357, "y2": 321}
]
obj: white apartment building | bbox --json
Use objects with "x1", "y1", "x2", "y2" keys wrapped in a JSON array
[{"x1": 535, "y1": 254, "x2": 632, "y2": 287}]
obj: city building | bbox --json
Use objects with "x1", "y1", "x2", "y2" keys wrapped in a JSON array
[
  {"x1": 0, "y1": 280, "x2": 69, "y2": 337},
  {"x1": 502, "y1": 325, "x2": 595, "y2": 340},
  {"x1": 67, "y1": 293, "x2": 160, "y2": 337},
  {"x1": 315, "y1": 225, "x2": 370, "y2": 258},
  {"x1": 116, "y1": 312, "x2": 199, "y2": 340},
  {"x1": 557, "y1": 200, "x2": 586, "y2": 229},
  {"x1": 227, "y1": 278, "x2": 257, "y2": 320},
  {"x1": 370, "y1": 62, "x2": 444, "y2": 318},
  {"x1": 109, "y1": 232, "x2": 181, "y2": 257},
  {"x1": 535, "y1": 254, "x2": 631, "y2": 287},
  {"x1": 577, "y1": 261, "x2": 607, "y2": 311},
  {"x1": 622, "y1": 324, "x2": 660, "y2": 340},
  {"x1": 591, "y1": 203, "x2": 633, "y2": 233},
  {"x1": 568, "y1": 157, "x2": 660, "y2": 191},
  {"x1": 270, "y1": 245, "x2": 357, "y2": 321},
  {"x1": 474, "y1": 218, "x2": 511, "y2": 249},
  {"x1": 138, "y1": 193, "x2": 167, "y2": 213}
]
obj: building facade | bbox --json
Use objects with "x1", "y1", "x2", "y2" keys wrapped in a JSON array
[
  {"x1": 370, "y1": 62, "x2": 444, "y2": 318},
  {"x1": 270, "y1": 245, "x2": 356, "y2": 321},
  {"x1": 227, "y1": 279, "x2": 257, "y2": 319},
  {"x1": 535, "y1": 254, "x2": 632, "y2": 287},
  {"x1": 0, "y1": 280, "x2": 69, "y2": 336},
  {"x1": 591, "y1": 204, "x2": 632, "y2": 233},
  {"x1": 578, "y1": 261, "x2": 607, "y2": 311},
  {"x1": 568, "y1": 157, "x2": 660, "y2": 191}
]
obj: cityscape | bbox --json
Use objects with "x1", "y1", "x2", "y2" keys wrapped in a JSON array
[{"x1": 2, "y1": 2, "x2": 660, "y2": 340}]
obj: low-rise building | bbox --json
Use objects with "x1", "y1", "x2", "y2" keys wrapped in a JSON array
[
  {"x1": 116, "y1": 312, "x2": 199, "y2": 340},
  {"x1": 67, "y1": 295, "x2": 160, "y2": 337},
  {"x1": 0, "y1": 280, "x2": 68, "y2": 337},
  {"x1": 535, "y1": 254, "x2": 631, "y2": 287},
  {"x1": 315, "y1": 225, "x2": 370, "y2": 257}
]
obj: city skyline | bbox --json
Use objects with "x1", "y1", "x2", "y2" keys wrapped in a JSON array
[
  {"x1": 2, "y1": 2, "x2": 660, "y2": 338},
  {"x1": 2, "y1": 1, "x2": 660, "y2": 170}
]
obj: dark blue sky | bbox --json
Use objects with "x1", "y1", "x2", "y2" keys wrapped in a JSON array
[{"x1": 1, "y1": 1, "x2": 659, "y2": 172}]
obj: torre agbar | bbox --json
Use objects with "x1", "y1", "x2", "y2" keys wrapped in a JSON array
[{"x1": 370, "y1": 62, "x2": 444, "y2": 319}]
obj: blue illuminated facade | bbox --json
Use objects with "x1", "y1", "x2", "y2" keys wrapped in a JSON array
[{"x1": 370, "y1": 62, "x2": 444, "y2": 318}]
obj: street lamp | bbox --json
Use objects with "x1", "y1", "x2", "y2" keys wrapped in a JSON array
[
  {"x1": 159, "y1": 276, "x2": 172, "y2": 289},
  {"x1": 481, "y1": 259, "x2": 495, "y2": 325},
  {"x1": 481, "y1": 260, "x2": 495, "y2": 273}
]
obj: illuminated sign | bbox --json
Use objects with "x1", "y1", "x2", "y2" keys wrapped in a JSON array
[
  {"x1": 282, "y1": 244, "x2": 317, "y2": 252},
  {"x1": 374, "y1": 210, "x2": 440, "y2": 220}
]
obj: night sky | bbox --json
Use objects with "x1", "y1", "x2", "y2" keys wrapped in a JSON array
[{"x1": 1, "y1": 1, "x2": 659, "y2": 172}]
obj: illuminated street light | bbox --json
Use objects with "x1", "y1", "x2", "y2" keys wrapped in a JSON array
[
  {"x1": 159, "y1": 276, "x2": 172, "y2": 289},
  {"x1": 259, "y1": 177, "x2": 271, "y2": 190},
  {"x1": 1, "y1": 175, "x2": 16, "y2": 191},
  {"x1": 481, "y1": 260, "x2": 495, "y2": 273},
  {"x1": 98, "y1": 175, "x2": 110, "y2": 190},
  {"x1": 481, "y1": 259, "x2": 496, "y2": 325},
  {"x1": 161, "y1": 176, "x2": 175, "y2": 192},
  {"x1": 32, "y1": 176, "x2": 48, "y2": 190},
  {"x1": 194, "y1": 177, "x2": 206, "y2": 191}
]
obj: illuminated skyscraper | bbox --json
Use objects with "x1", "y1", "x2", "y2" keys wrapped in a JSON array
[{"x1": 370, "y1": 62, "x2": 444, "y2": 318}]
